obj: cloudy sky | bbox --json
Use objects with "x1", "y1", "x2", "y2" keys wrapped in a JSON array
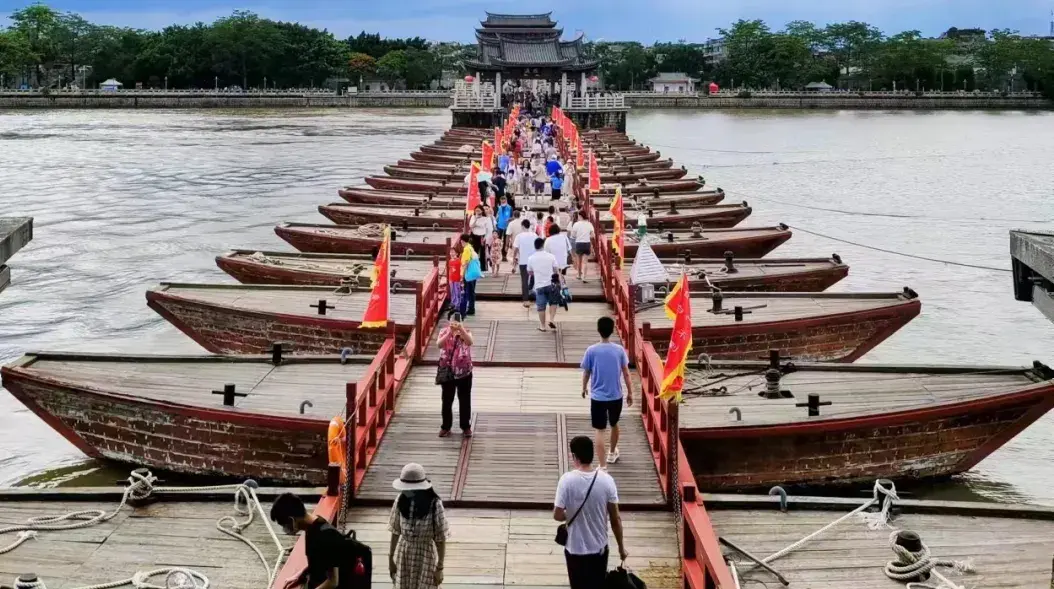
[{"x1": 2, "y1": 0, "x2": 1052, "y2": 40}]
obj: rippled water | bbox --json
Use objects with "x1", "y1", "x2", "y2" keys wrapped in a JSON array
[{"x1": 2, "y1": 109, "x2": 1054, "y2": 504}]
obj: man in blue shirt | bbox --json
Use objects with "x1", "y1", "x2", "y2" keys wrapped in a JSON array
[
  {"x1": 495, "y1": 196, "x2": 513, "y2": 260},
  {"x1": 580, "y1": 316, "x2": 633, "y2": 469}
]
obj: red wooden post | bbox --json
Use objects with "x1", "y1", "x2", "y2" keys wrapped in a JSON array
[
  {"x1": 415, "y1": 280, "x2": 424, "y2": 357},
  {"x1": 666, "y1": 399, "x2": 679, "y2": 505},
  {"x1": 345, "y1": 382, "x2": 357, "y2": 500}
]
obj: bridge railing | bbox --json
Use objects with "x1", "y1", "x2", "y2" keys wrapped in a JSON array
[
  {"x1": 414, "y1": 262, "x2": 444, "y2": 359},
  {"x1": 567, "y1": 94, "x2": 626, "y2": 109}
]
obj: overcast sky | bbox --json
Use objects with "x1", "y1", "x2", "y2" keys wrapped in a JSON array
[{"x1": 2, "y1": 0, "x2": 1052, "y2": 41}]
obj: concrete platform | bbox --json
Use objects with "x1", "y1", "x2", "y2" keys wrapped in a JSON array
[
  {"x1": 1010, "y1": 229, "x2": 1054, "y2": 324},
  {"x1": 0, "y1": 217, "x2": 33, "y2": 293}
]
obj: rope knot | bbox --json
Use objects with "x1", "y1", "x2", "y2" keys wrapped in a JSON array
[{"x1": 125, "y1": 469, "x2": 159, "y2": 501}]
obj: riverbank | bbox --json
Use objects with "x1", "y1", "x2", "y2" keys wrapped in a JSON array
[{"x1": 1, "y1": 91, "x2": 1050, "y2": 109}]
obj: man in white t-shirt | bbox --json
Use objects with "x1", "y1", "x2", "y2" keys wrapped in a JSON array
[
  {"x1": 526, "y1": 237, "x2": 560, "y2": 331},
  {"x1": 553, "y1": 436, "x2": 628, "y2": 588},
  {"x1": 513, "y1": 220, "x2": 539, "y2": 307},
  {"x1": 569, "y1": 214, "x2": 596, "y2": 283},
  {"x1": 544, "y1": 224, "x2": 572, "y2": 274}
]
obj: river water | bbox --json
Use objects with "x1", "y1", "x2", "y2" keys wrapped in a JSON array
[{"x1": 1, "y1": 109, "x2": 1053, "y2": 502}]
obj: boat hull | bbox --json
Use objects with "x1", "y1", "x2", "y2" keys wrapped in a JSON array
[
  {"x1": 366, "y1": 176, "x2": 702, "y2": 195},
  {"x1": 319, "y1": 205, "x2": 464, "y2": 229},
  {"x1": 682, "y1": 386, "x2": 1054, "y2": 491},
  {"x1": 1, "y1": 371, "x2": 329, "y2": 484},
  {"x1": 275, "y1": 225, "x2": 451, "y2": 256},
  {"x1": 146, "y1": 290, "x2": 412, "y2": 355},
  {"x1": 624, "y1": 229, "x2": 792, "y2": 259},
  {"x1": 643, "y1": 299, "x2": 921, "y2": 362},
  {"x1": 600, "y1": 206, "x2": 752, "y2": 230},
  {"x1": 703, "y1": 263, "x2": 849, "y2": 292}
]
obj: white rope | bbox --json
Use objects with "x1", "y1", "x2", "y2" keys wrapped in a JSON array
[
  {"x1": 882, "y1": 530, "x2": 973, "y2": 589},
  {"x1": 761, "y1": 480, "x2": 898, "y2": 565},
  {"x1": 2, "y1": 470, "x2": 290, "y2": 589}
]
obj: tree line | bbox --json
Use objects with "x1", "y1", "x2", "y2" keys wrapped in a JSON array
[
  {"x1": 590, "y1": 21, "x2": 1054, "y2": 95},
  {"x1": 1, "y1": 5, "x2": 1052, "y2": 96}
]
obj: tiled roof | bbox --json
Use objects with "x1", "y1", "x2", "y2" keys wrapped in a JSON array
[
  {"x1": 652, "y1": 72, "x2": 694, "y2": 81},
  {"x1": 482, "y1": 12, "x2": 554, "y2": 27},
  {"x1": 500, "y1": 40, "x2": 565, "y2": 64}
]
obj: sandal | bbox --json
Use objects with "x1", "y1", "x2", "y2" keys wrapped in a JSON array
[
  {"x1": 548, "y1": 322, "x2": 557, "y2": 330},
  {"x1": 537, "y1": 326, "x2": 548, "y2": 332}
]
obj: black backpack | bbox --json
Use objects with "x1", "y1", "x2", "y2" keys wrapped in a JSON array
[
  {"x1": 605, "y1": 566, "x2": 646, "y2": 589},
  {"x1": 339, "y1": 529, "x2": 373, "y2": 588}
]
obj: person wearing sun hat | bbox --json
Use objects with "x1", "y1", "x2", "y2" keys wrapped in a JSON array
[{"x1": 389, "y1": 463, "x2": 449, "y2": 588}]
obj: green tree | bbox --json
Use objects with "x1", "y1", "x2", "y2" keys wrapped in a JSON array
[
  {"x1": 208, "y1": 11, "x2": 282, "y2": 89},
  {"x1": 822, "y1": 21, "x2": 884, "y2": 86},
  {"x1": 9, "y1": 4, "x2": 61, "y2": 87},
  {"x1": 401, "y1": 47, "x2": 439, "y2": 88},
  {"x1": 0, "y1": 29, "x2": 32, "y2": 84},
  {"x1": 717, "y1": 19, "x2": 776, "y2": 88},
  {"x1": 376, "y1": 49, "x2": 407, "y2": 87}
]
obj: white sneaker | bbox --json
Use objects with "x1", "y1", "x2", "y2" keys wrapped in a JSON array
[{"x1": 608, "y1": 447, "x2": 620, "y2": 464}]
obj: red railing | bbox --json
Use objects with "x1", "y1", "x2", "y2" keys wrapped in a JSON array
[
  {"x1": 638, "y1": 340, "x2": 736, "y2": 589},
  {"x1": 414, "y1": 264, "x2": 443, "y2": 360},
  {"x1": 268, "y1": 334, "x2": 399, "y2": 589}
]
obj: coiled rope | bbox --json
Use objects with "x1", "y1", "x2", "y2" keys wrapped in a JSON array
[
  {"x1": 884, "y1": 530, "x2": 973, "y2": 589},
  {"x1": 1, "y1": 470, "x2": 290, "y2": 589}
]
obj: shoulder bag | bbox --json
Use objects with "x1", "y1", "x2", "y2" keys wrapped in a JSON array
[
  {"x1": 555, "y1": 471, "x2": 599, "y2": 546},
  {"x1": 435, "y1": 333, "x2": 458, "y2": 385}
]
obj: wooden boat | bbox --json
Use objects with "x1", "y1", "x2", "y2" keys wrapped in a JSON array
[
  {"x1": 1, "y1": 353, "x2": 380, "y2": 483},
  {"x1": 592, "y1": 188, "x2": 726, "y2": 208},
  {"x1": 146, "y1": 282, "x2": 432, "y2": 355},
  {"x1": 624, "y1": 226, "x2": 794, "y2": 259},
  {"x1": 275, "y1": 223, "x2": 455, "y2": 256},
  {"x1": 366, "y1": 176, "x2": 703, "y2": 195},
  {"x1": 705, "y1": 492, "x2": 1054, "y2": 587},
  {"x1": 619, "y1": 254, "x2": 850, "y2": 292},
  {"x1": 670, "y1": 358, "x2": 1054, "y2": 490},
  {"x1": 319, "y1": 204, "x2": 466, "y2": 229},
  {"x1": 382, "y1": 164, "x2": 688, "y2": 183},
  {"x1": 426, "y1": 142, "x2": 651, "y2": 157},
  {"x1": 409, "y1": 149, "x2": 662, "y2": 164},
  {"x1": 596, "y1": 203, "x2": 752, "y2": 230},
  {"x1": 395, "y1": 157, "x2": 676, "y2": 172},
  {"x1": 634, "y1": 289, "x2": 921, "y2": 362},
  {"x1": 337, "y1": 187, "x2": 572, "y2": 211},
  {"x1": 216, "y1": 249, "x2": 441, "y2": 287}
]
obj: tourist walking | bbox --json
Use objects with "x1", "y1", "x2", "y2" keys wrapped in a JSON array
[
  {"x1": 532, "y1": 158, "x2": 549, "y2": 197},
  {"x1": 505, "y1": 209, "x2": 524, "y2": 263},
  {"x1": 271, "y1": 493, "x2": 347, "y2": 589},
  {"x1": 459, "y1": 234, "x2": 480, "y2": 316},
  {"x1": 580, "y1": 317, "x2": 633, "y2": 468},
  {"x1": 569, "y1": 212, "x2": 595, "y2": 282},
  {"x1": 512, "y1": 219, "x2": 537, "y2": 306},
  {"x1": 469, "y1": 205, "x2": 492, "y2": 272},
  {"x1": 554, "y1": 436, "x2": 628, "y2": 589},
  {"x1": 389, "y1": 463, "x2": 450, "y2": 589},
  {"x1": 447, "y1": 248, "x2": 463, "y2": 315},
  {"x1": 436, "y1": 313, "x2": 474, "y2": 437},
  {"x1": 528, "y1": 237, "x2": 560, "y2": 331},
  {"x1": 545, "y1": 224, "x2": 572, "y2": 277}
]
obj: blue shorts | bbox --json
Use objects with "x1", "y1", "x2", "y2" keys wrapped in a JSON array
[{"x1": 535, "y1": 287, "x2": 553, "y2": 311}]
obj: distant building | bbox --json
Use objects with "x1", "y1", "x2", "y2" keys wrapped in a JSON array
[
  {"x1": 99, "y1": 78, "x2": 123, "y2": 91},
  {"x1": 805, "y1": 81, "x2": 834, "y2": 92},
  {"x1": 703, "y1": 38, "x2": 727, "y2": 64},
  {"x1": 650, "y1": 72, "x2": 697, "y2": 93}
]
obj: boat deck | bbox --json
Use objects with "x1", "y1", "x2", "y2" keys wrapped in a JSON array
[
  {"x1": 422, "y1": 301, "x2": 619, "y2": 364},
  {"x1": 706, "y1": 498, "x2": 1054, "y2": 588},
  {"x1": 355, "y1": 366, "x2": 665, "y2": 508},
  {"x1": 224, "y1": 250, "x2": 439, "y2": 280},
  {"x1": 620, "y1": 258, "x2": 840, "y2": 282},
  {"x1": 636, "y1": 291, "x2": 916, "y2": 329},
  {"x1": 150, "y1": 283, "x2": 420, "y2": 324},
  {"x1": 0, "y1": 499, "x2": 293, "y2": 589},
  {"x1": 338, "y1": 506, "x2": 681, "y2": 588},
  {"x1": 18, "y1": 356, "x2": 371, "y2": 418},
  {"x1": 678, "y1": 367, "x2": 1040, "y2": 428}
]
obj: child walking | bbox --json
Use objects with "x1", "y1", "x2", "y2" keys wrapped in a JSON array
[{"x1": 488, "y1": 229, "x2": 504, "y2": 275}]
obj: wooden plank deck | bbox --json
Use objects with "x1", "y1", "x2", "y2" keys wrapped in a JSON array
[
  {"x1": 474, "y1": 264, "x2": 606, "y2": 300},
  {"x1": 678, "y1": 369, "x2": 1039, "y2": 429},
  {"x1": 22, "y1": 357, "x2": 369, "y2": 418},
  {"x1": 707, "y1": 504, "x2": 1054, "y2": 588},
  {"x1": 339, "y1": 506, "x2": 682, "y2": 588},
  {"x1": 357, "y1": 367, "x2": 664, "y2": 508},
  {"x1": 423, "y1": 301, "x2": 619, "y2": 364},
  {"x1": 0, "y1": 500, "x2": 293, "y2": 589}
]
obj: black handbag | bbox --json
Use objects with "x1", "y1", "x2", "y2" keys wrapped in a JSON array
[
  {"x1": 435, "y1": 365, "x2": 455, "y2": 385},
  {"x1": 555, "y1": 471, "x2": 598, "y2": 546}
]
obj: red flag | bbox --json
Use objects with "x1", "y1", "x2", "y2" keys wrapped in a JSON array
[
  {"x1": 576, "y1": 139, "x2": 584, "y2": 169},
  {"x1": 660, "y1": 273, "x2": 693, "y2": 401},
  {"x1": 588, "y1": 150, "x2": 601, "y2": 192},
  {"x1": 360, "y1": 226, "x2": 392, "y2": 328},
  {"x1": 481, "y1": 141, "x2": 494, "y2": 171},
  {"x1": 494, "y1": 127, "x2": 503, "y2": 156},
  {"x1": 609, "y1": 186, "x2": 625, "y2": 268},
  {"x1": 466, "y1": 161, "x2": 481, "y2": 213}
]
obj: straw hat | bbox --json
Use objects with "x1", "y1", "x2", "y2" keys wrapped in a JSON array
[{"x1": 392, "y1": 463, "x2": 432, "y2": 491}]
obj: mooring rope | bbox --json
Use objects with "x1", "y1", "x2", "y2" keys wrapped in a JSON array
[{"x1": 1, "y1": 470, "x2": 290, "y2": 589}]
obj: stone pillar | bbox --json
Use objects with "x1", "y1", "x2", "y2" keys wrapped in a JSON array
[
  {"x1": 581, "y1": 72, "x2": 587, "y2": 98},
  {"x1": 495, "y1": 72, "x2": 502, "y2": 108},
  {"x1": 475, "y1": 72, "x2": 481, "y2": 96},
  {"x1": 561, "y1": 72, "x2": 568, "y2": 108}
]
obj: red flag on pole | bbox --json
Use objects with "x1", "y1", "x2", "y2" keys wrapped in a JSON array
[
  {"x1": 609, "y1": 186, "x2": 625, "y2": 268},
  {"x1": 481, "y1": 141, "x2": 494, "y2": 171},
  {"x1": 494, "y1": 127, "x2": 503, "y2": 156},
  {"x1": 576, "y1": 138, "x2": 585, "y2": 170},
  {"x1": 466, "y1": 161, "x2": 481, "y2": 213},
  {"x1": 360, "y1": 226, "x2": 392, "y2": 328},
  {"x1": 660, "y1": 273, "x2": 693, "y2": 402},
  {"x1": 588, "y1": 150, "x2": 601, "y2": 192}
]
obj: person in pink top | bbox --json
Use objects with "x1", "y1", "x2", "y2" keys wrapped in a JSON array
[{"x1": 436, "y1": 313, "x2": 475, "y2": 438}]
